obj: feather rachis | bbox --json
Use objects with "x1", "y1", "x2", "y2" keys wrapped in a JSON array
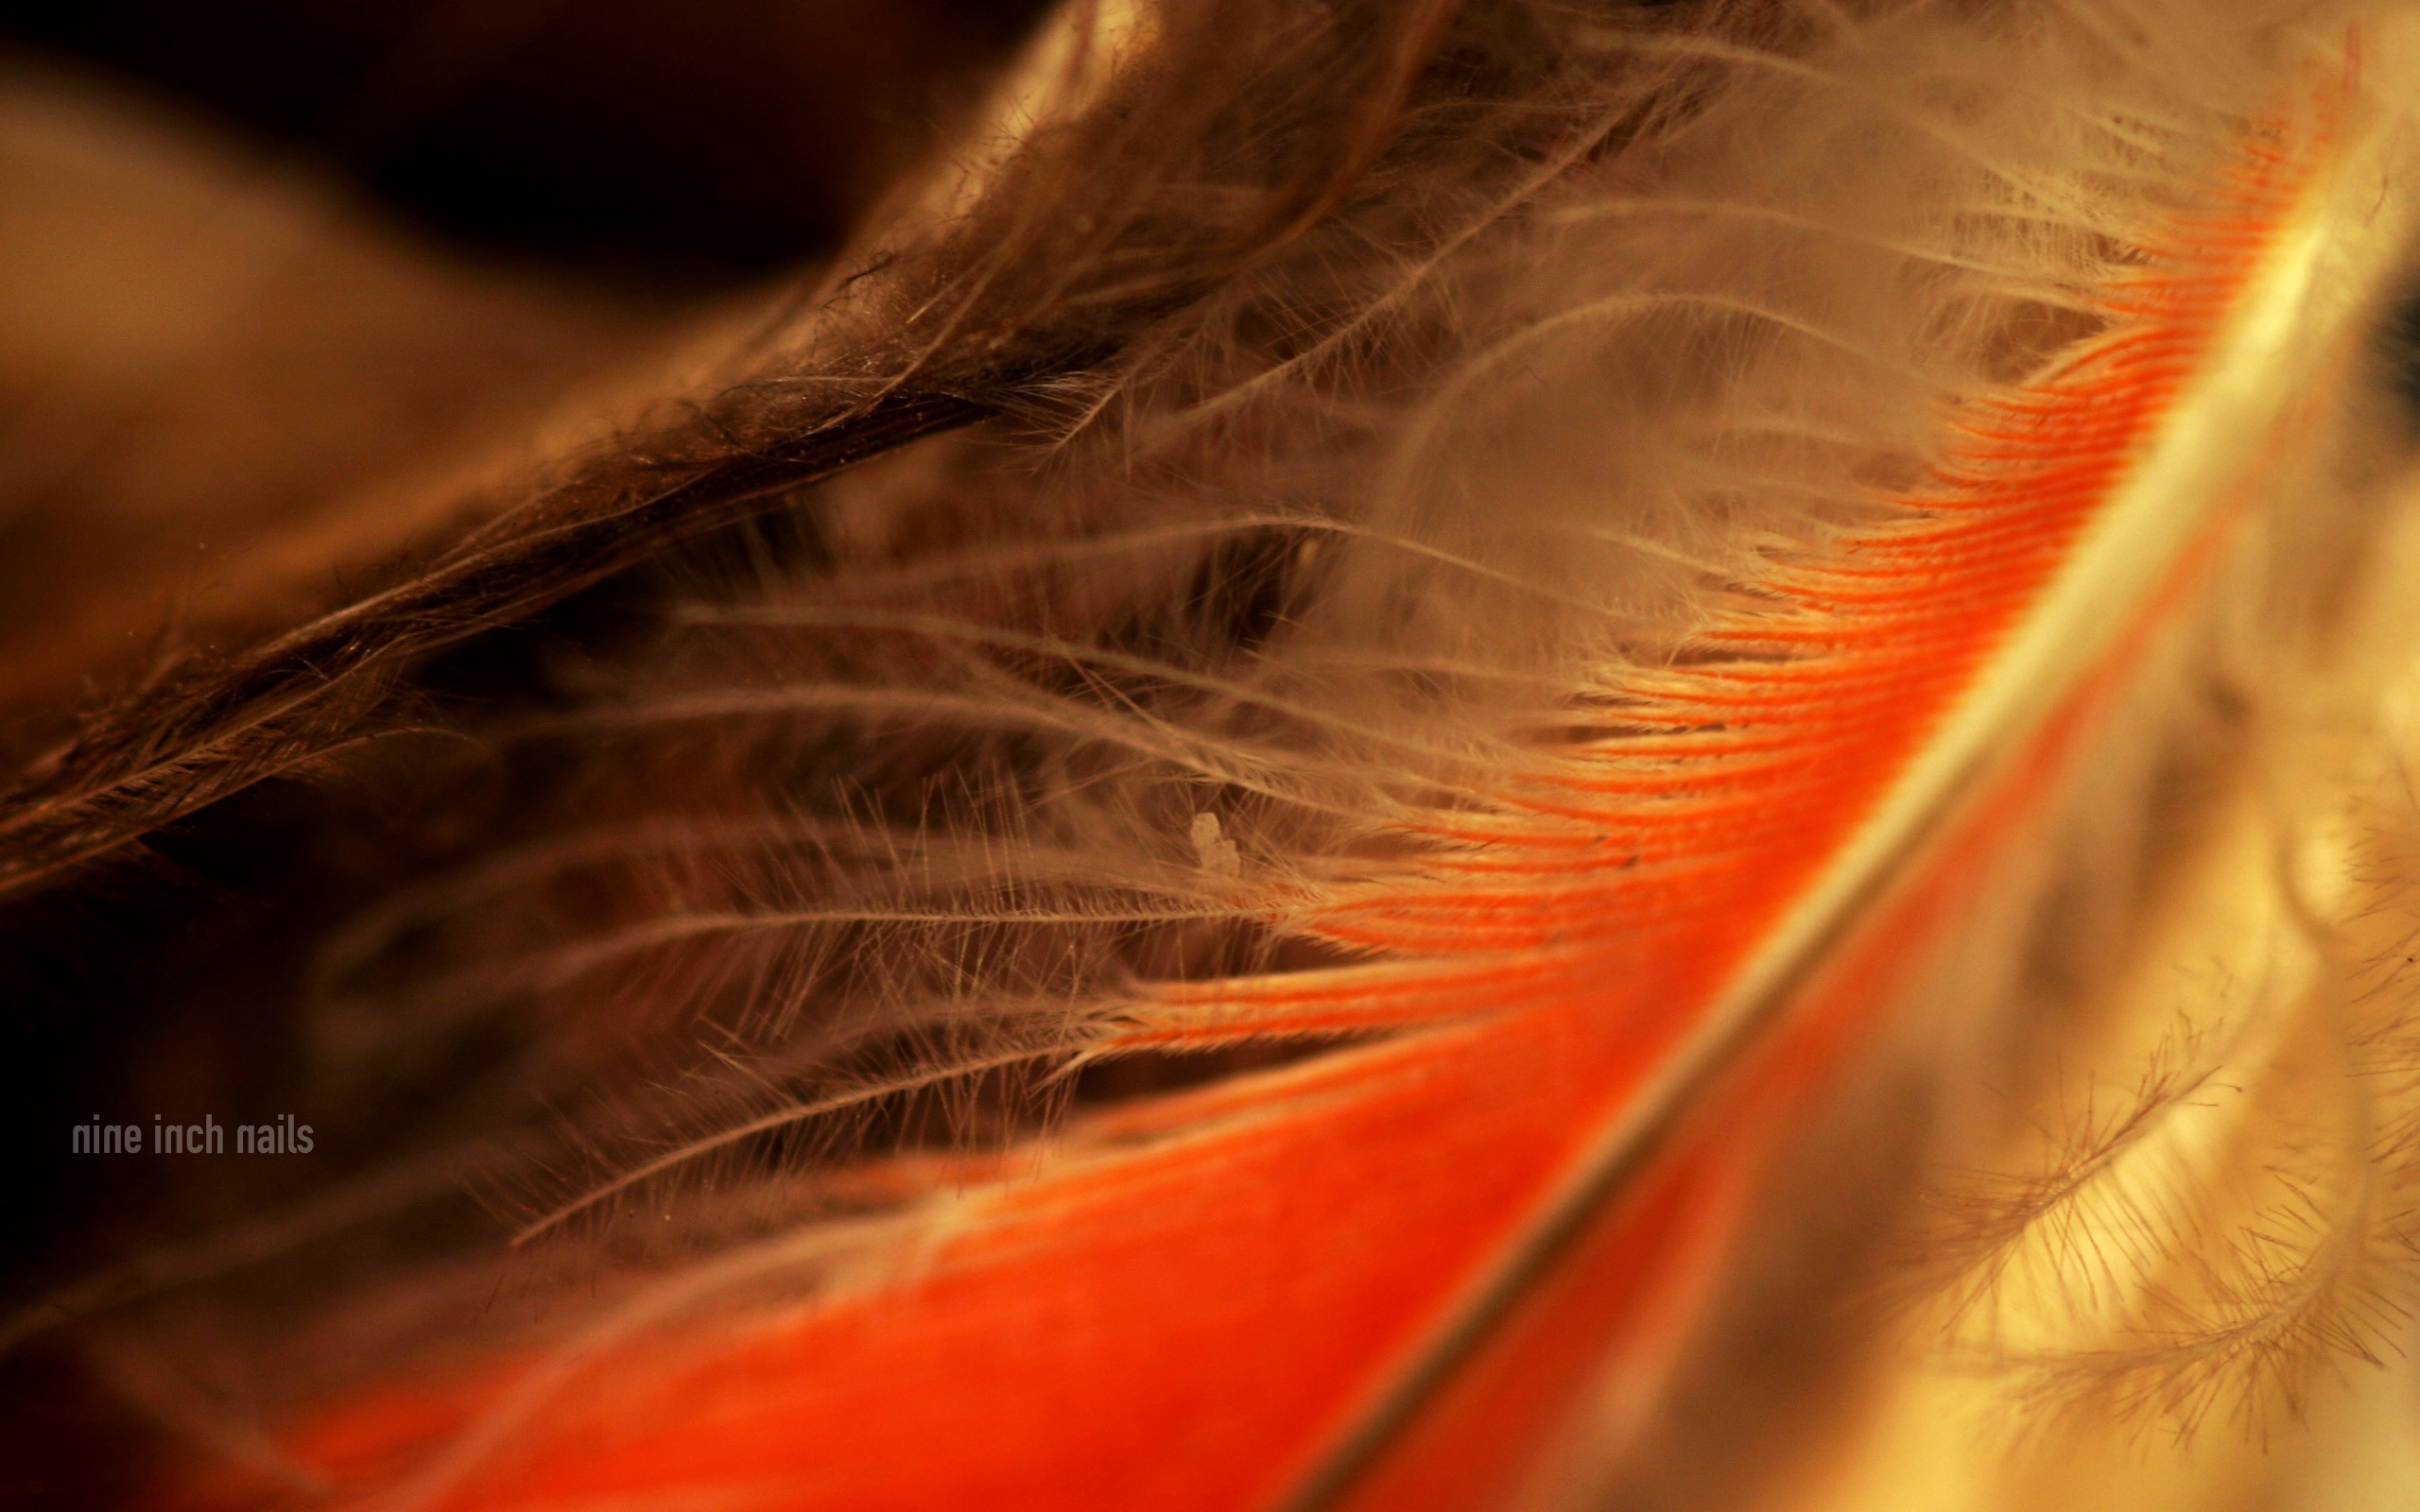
[{"x1": 27, "y1": 4, "x2": 2420, "y2": 1509}]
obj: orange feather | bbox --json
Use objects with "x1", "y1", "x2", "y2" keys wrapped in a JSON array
[{"x1": 172, "y1": 70, "x2": 2371, "y2": 1512}]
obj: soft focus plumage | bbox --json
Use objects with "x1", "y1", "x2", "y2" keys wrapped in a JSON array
[{"x1": 10, "y1": 2, "x2": 2420, "y2": 1509}]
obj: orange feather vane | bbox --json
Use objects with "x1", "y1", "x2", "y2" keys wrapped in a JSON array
[{"x1": 19, "y1": 3, "x2": 2420, "y2": 1510}]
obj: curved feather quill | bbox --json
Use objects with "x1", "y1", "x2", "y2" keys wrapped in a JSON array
[{"x1": 21, "y1": 4, "x2": 2420, "y2": 1510}]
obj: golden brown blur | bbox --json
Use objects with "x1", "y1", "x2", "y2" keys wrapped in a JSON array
[{"x1": 0, "y1": 3, "x2": 1045, "y2": 1499}]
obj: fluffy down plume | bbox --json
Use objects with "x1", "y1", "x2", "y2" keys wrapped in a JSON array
[{"x1": 11, "y1": 1, "x2": 2420, "y2": 1508}]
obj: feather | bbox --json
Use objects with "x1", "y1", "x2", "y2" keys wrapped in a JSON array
[{"x1": 15, "y1": 2, "x2": 2420, "y2": 1510}]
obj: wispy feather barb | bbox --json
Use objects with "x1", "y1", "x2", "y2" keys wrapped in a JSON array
[{"x1": 17, "y1": 3, "x2": 2420, "y2": 1510}]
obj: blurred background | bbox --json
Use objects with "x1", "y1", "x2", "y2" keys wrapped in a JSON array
[
  {"x1": 0, "y1": 5, "x2": 1044, "y2": 1501},
  {"x1": 0, "y1": 0, "x2": 1046, "y2": 283}
]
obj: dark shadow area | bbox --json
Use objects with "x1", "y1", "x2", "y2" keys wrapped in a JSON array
[{"x1": 0, "y1": 0, "x2": 1048, "y2": 284}]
